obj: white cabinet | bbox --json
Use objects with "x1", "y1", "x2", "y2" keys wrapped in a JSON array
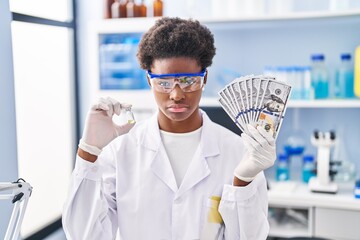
[
  {"x1": 315, "y1": 207, "x2": 360, "y2": 240},
  {"x1": 268, "y1": 182, "x2": 360, "y2": 239}
]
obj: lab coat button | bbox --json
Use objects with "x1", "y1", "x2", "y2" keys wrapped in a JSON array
[{"x1": 174, "y1": 198, "x2": 182, "y2": 204}]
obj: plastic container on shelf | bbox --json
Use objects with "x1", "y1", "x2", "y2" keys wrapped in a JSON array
[
  {"x1": 311, "y1": 54, "x2": 329, "y2": 99},
  {"x1": 302, "y1": 155, "x2": 315, "y2": 183},
  {"x1": 334, "y1": 53, "x2": 355, "y2": 98},
  {"x1": 276, "y1": 154, "x2": 290, "y2": 181}
]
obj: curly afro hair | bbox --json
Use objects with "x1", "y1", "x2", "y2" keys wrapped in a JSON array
[{"x1": 137, "y1": 17, "x2": 216, "y2": 70}]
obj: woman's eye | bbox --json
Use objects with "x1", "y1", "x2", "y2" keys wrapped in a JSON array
[
  {"x1": 158, "y1": 81, "x2": 171, "y2": 87},
  {"x1": 182, "y1": 77, "x2": 196, "y2": 85}
]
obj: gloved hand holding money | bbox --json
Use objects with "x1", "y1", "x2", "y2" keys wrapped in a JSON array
[{"x1": 218, "y1": 75, "x2": 291, "y2": 182}]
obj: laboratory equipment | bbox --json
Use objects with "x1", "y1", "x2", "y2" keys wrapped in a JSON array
[
  {"x1": 334, "y1": 53, "x2": 354, "y2": 98},
  {"x1": 311, "y1": 54, "x2": 329, "y2": 99},
  {"x1": 309, "y1": 130, "x2": 338, "y2": 193},
  {"x1": 276, "y1": 154, "x2": 289, "y2": 181},
  {"x1": 0, "y1": 179, "x2": 32, "y2": 240},
  {"x1": 125, "y1": 107, "x2": 136, "y2": 124},
  {"x1": 302, "y1": 155, "x2": 315, "y2": 183}
]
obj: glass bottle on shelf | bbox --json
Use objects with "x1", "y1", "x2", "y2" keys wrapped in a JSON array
[
  {"x1": 153, "y1": 0, "x2": 163, "y2": 17},
  {"x1": 302, "y1": 155, "x2": 315, "y2": 183},
  {"x1": 104, "y1": 0, "x2": 116, "y2": 19},
  {"x1": 276, "y1": 154, "x2": 290, "y2": 181},
  {"x1": 334, "y1": 53, "x2": 354, "y2": 98},
  {"x1": 136, "y1": 0, "x2": 147, "y2": 17},
  {"x1": 311, "y1": 54, "x2": 329, "y2": 99},
  {"x1": 111, "y1": 0, "x2": 128, "y2": 18},
  {"x1": 126, "y1": 0, "x2": 136, "y2": 18}
]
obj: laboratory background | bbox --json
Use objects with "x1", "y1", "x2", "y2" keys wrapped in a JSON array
[{"x1": 1, "y1": 0, "x2": 360, "y2": 239}]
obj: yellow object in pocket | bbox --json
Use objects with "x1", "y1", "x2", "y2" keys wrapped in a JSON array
[
  {"x1": 207, "y1": 196, "x2": 223, "y2": 224},
  {"x1": 355, "y1": 46, "x2": 360, "y2": 97}
]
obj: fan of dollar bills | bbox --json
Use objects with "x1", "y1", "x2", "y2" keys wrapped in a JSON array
[{"x1": 218, "y1": 75, "x2": 292, "y2": 139}]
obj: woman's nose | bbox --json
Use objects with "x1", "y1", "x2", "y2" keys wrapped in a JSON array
[{"x1": 169, "y1": 84, "x2": 185, "y2": 101}]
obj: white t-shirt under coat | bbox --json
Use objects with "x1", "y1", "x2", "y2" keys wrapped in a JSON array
[{"x1": 160, "y1": 127, "x2": 202, "y2": 188}]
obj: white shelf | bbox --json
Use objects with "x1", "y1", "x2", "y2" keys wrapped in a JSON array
[
  {"x1": 199, "y1": 9, "x2": 360, "y2": 23},
  {"x1": 200, "y1": 97, "x2": 360, "y2": 108},
  {"x1": 97, "y1": 9, "x2": 360, "y2": 24},
  {"x1": 288, "y1": 99, "x2": 360, "y2": 108},
  {"x1": 95, "y1": 10, "x2": 360, "y2": 32}
]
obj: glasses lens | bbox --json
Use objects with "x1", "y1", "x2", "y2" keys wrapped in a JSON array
[
  {"x1": 152, "y1": 78, "x2": 174, "y2": 93},
  {"x1": 178, "y1": 76, "x2": 203, "y2": 92}
]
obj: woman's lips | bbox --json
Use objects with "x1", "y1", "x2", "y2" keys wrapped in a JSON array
[{"x1": 168, "y1": 104, "x2": 189, "y2": 113}]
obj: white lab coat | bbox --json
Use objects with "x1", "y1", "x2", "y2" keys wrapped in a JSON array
[{"x1": 62, "y1": 110, "x2": 269, "y2": 240}]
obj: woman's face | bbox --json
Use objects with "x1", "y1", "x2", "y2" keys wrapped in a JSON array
[{"x1": 149, "y1": 57, "x2": 207, "y2": 132}]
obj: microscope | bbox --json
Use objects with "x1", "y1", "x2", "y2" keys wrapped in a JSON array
[
  {"x1": 0, "y1": 179, "x2": 32, "y2": 240},
  {"x1": 309, "y1": 130, "x2": 338, "y2": 194}
]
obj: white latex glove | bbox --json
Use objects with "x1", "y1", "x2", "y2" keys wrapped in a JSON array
[
  {"x1": 79, "y1": 97, "x2": 135, "y2": 156},
  {"x1": 234, "y1": 124, "x2": 276, "y2": 182}
]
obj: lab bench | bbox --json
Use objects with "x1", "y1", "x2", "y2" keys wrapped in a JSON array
[{"x1": 268, "y1": 181, "x2": 360, "y2": 240}]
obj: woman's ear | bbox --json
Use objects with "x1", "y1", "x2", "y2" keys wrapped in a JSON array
[
  {"x1": 146, "y1": 75, "x2": 151, "y2": 87},
  {"x1": 202, "y1": 69, "x2": 208, "y2": 91},
  {"x1": 204, "y1": 69, "x2": 208, "y2": 85}
]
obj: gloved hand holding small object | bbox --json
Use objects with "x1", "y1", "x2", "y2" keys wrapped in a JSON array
[
  {"x1": 234, "y1": 124, "x2": 276, "y2": 182},
  {"x1": 79, "y1": 97, "x2": 135, "y2": 156}
]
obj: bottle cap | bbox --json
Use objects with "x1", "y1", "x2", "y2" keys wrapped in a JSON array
[
  {"x1": 303, "y1": 155, "x2": 314, "y2": 162},
  {"x1": 341, "y1": 53, "x2": 351, "y2": 61},
  {"x1": 311, "y1": 54, "x2": 325, "y2": 61},
  {"x1": 278, "y1": 154, "x2": 288, "y2": 162},
  {"x1": 356, "y1": 179, "x2": 360, "y2": 187}
]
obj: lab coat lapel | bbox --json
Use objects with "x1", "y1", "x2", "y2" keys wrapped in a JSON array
[
  {"x1": 142, "y1": 113, "x2": 178, "y2": 193},
  {"x1": 176, "y1": 146, "x2": 209, "y2": 198},
  {"x1": 175, "y1": 110, "x2": 220, "y2": 198}
]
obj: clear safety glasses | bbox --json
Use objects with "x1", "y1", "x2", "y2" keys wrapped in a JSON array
[{"x1": 147, "y1": 69, "x2": 207, "y2": 93}]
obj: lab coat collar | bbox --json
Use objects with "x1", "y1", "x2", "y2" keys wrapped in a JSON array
[{"x1": 140, "y1": 109, "x2": 220, "y2": 195}]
